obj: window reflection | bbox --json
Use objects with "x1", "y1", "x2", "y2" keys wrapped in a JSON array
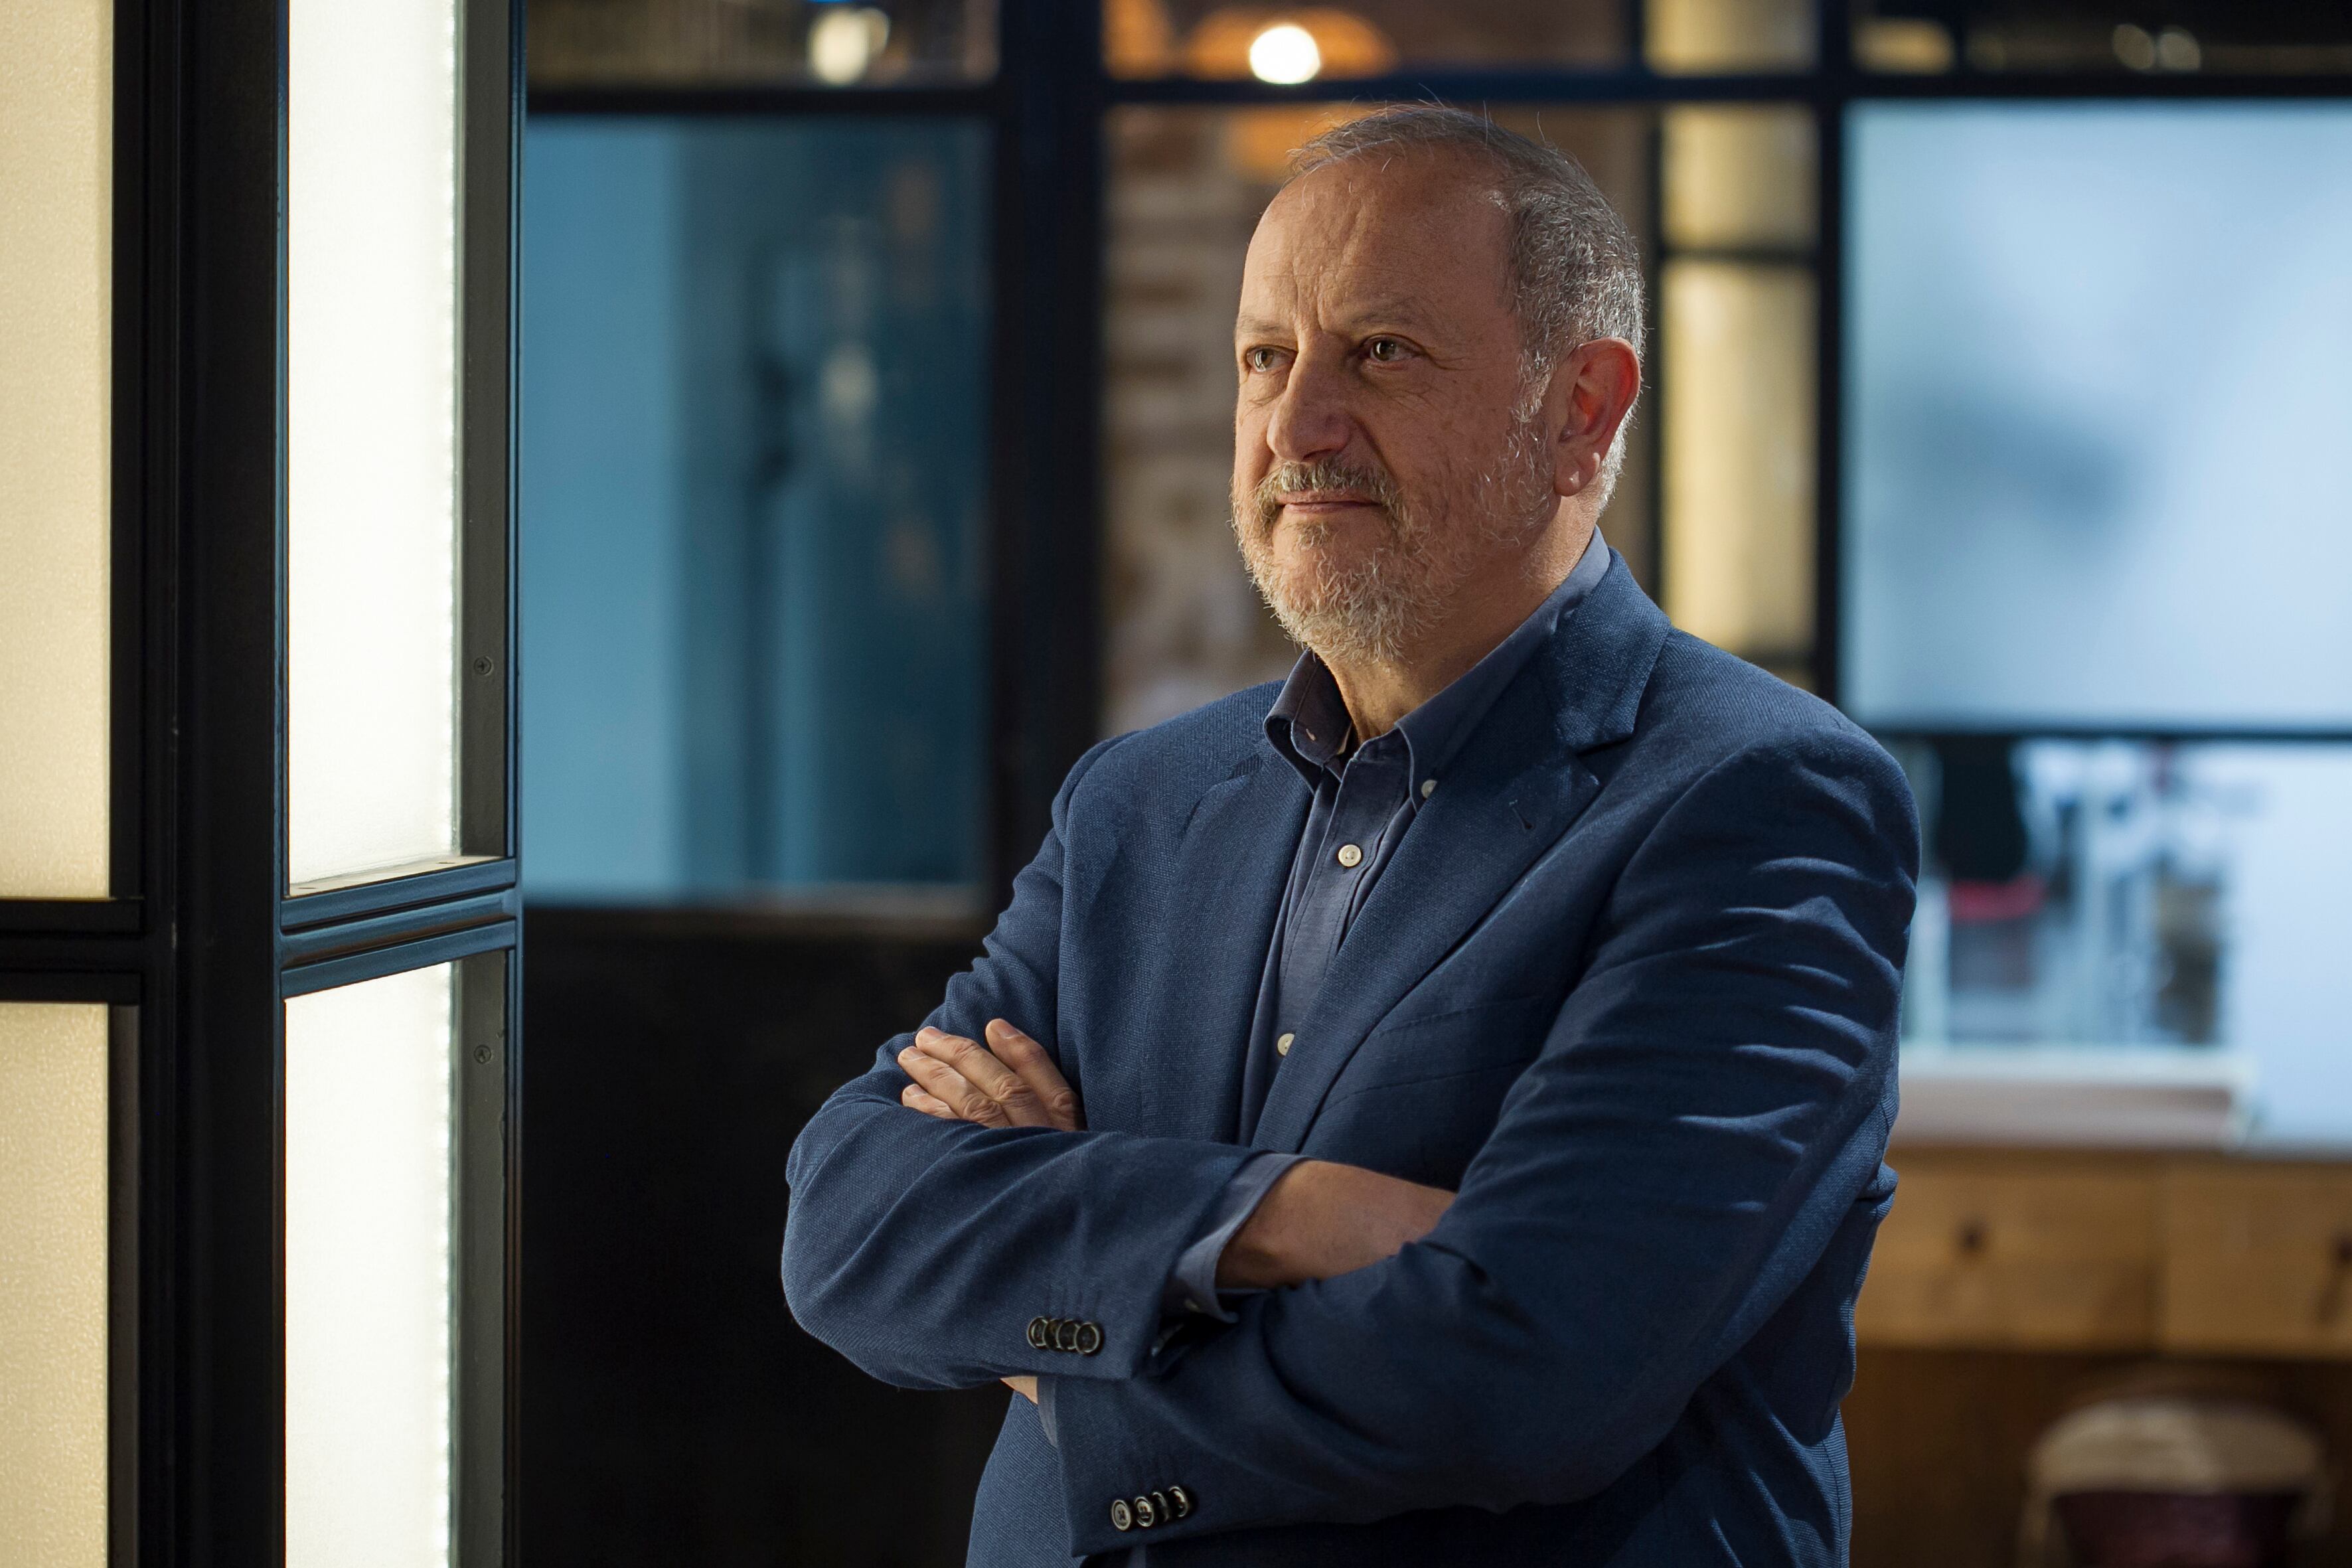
[{"x1": 520, "y1": 119, "x2": 990, "y2": 900}]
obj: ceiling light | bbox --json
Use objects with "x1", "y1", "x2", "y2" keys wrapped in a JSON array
[
  {"x1": 810, "y1": 7, "x2": 890, "y2": 85},
  {"x1": 1248, "y1": 22, "x2": 1322, "y2": 84}
]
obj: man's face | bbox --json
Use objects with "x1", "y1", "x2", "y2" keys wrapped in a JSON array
[{"x1": 1231, "y1": 150, "x2": 1559, "y2": 666}]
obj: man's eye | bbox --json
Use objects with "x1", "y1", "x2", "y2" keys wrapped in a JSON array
[
  {"x1": 1244, "y1": 347, "x2": 1283, "y2": 372},
  {"x1": 1366, "y1": 337, "x2": 1407, "y2": 363}
]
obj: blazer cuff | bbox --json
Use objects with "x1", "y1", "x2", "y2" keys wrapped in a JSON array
[{"x1": 1162, "y1": 1151, "x2": 1301, "y2": 1324}]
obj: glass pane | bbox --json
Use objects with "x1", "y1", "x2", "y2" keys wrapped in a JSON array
[
  {"x1": 1855, "y1": 3, "x2": 2352, "y2": 74},
  {"x1": 286, "y1": 0, "x2": 463, "y2": 890},
  {"x1": 0, "y1": 0, "x2": 111, "y2": 900},
  {"x1": 1101, "y1": 104, "x2": 1654, "y2": 735},
  {"x1": 1844, "y1": 105, "x2": 2352, "y2": 732},
  {"x1": 519, "y1": 119, "x2": 990, "y2": 899},
  {"x1": 1646, "y1": 0, "x2": 1814, "y2": 72},
  {"x1": 1660, "y1": 106, "x2": 1815, "y2": 252},
  {"x1": 1660, "y1": 260, "x2": 1815, "y2": 674},
  {"x1": 1107, "y1": 1, "x2": 1626, "y2": 78},
  {"x1": 1895, "y1": 738, "x2": 2352, "y2": 1143},
  {"x1": 0, "y1": 1003, "x2": 110, "y2": 1568},
  {"x1": 285, "y1": 964, "x2": 457, "y2": 1568},
  {"x1": 527, "y1": 0, "x2": 996, "y2": 87}
]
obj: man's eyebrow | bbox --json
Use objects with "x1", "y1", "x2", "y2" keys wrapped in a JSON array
[{"x1": 1234, "y1": 299, "x2": 1449, "y2": 339}]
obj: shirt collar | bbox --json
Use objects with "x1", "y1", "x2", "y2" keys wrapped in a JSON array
[{"x1": 1265, "y1": 528, "x2": 1614, "y2": 787}]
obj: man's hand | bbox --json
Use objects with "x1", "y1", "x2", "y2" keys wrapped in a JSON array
[
  {"x1": 898, "y1": 1020, "x2": 1084, "y2": 1131},
  {"x1": 897, "y1": 1023, "x2": 1448, "y2": 1300},
  {"x1": 1217, "y1": 1160, "x2": 1454, "y2": 1290}
]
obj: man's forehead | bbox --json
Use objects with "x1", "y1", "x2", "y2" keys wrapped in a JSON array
[{"x1": 1239, "y1": 163, "x2": 1508, "y2": 324}]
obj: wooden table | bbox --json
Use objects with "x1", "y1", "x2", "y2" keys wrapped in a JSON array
[{"x1": 1844, "y1": 1146, "x2": 2352, "y2": 1568}]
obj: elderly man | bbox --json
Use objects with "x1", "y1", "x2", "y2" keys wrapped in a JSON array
[{"x1": 783, "y1": 106, "x2": 1917, "y2": 1566}]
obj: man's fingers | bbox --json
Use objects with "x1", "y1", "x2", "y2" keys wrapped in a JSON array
[
  {"x1": 986, "y1": 1020, "x2": 1084, "y2": 1131},
  {"x1": 911, "y1": 1027, "x2": 1054, "y2": 1127},
  {"x1": 898, "y1": 1040, "x2": 1011, "y2": 1127},
  {"x1": 900, "y1": 1083, "x2": 959, "y2": 1119}
]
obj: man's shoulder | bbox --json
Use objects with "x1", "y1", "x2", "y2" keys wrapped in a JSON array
[
  {"x1": 1634, "y1": 629, "x2": 1908, "y2": 796},
  {"x1": 1064, "y1": 680, "x2": 1285, "y2": 815}
]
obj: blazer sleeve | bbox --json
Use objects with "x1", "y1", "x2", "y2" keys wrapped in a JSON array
[
  {"x1": 780, "y1": 737, "x2": 1263, "y2": 1390},
  {"x1": 1045, "y1": 726, "x2": 1919, "y2": 1552}
]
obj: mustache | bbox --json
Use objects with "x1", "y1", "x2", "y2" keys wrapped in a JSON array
[{"x1": 1244, "y1": 457, "x2": 1411, "y2": 535}]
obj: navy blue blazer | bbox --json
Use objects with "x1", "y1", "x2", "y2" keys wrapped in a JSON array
[{"x1": 783, "y1": 558, "x2": 1919, "y2": 1566}]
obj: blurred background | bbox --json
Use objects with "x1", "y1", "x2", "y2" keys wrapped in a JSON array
[{"x1": 510, "y1": 3, "x2": 2352, "y2": 1564}]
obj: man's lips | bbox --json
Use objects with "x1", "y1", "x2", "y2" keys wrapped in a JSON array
[{"x1": 1278, "y1": 493, "x2": 1379, "y2": 512}]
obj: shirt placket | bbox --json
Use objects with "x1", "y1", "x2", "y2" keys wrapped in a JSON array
[{"x1": 1274, "y1": 741, "x2": 1408, "y2": 1045}]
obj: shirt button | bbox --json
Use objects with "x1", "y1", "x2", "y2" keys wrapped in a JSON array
[
  {"x1": 1335, "y1": 842, "x2": 1363, "y2": 868},
  {"x1": 1276, "y1": 1032, "x2": 1294, "y2": 1056},
  {"x1": 1421, "y1": 777, "x2": 1437, "y2": 798}
]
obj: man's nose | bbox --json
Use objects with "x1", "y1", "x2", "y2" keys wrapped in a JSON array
[{"x1": 1265, "y1": 350, "x2": 1352, "y2": 465}]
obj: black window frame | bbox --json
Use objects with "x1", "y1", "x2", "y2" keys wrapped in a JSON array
[{"x1": 0, "y1": 1, "x2": 526, "y2": 1563}]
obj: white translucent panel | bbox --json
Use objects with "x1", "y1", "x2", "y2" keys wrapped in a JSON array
[
  {"x1": 1661, "y1": 106, "x2": 1816, "y2": 252},
  {"x1": 1846, "y1": 106, "x2": 2352, "y2": 730},
  {"x1": 285, "y1": 965, "x2": 455, "y2": 1568},
  {"x1": 0, "y1": 0, "x2": 112, "y2": 899},
  {"x1": 0, "y1": 1004, "x2": 110, "y2": 1568},
  {"x1": 285, "y1": 0, "x2": 461, "y2": 888},
  {"x1": 1646, "y1": 0, "x2": 1814, "y2": 72},
  {"x1": 1662, "y1": 262, "x2": 1816, "y2": 661}
]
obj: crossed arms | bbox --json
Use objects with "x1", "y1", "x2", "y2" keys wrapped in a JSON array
[
  {"x1": 780, "y1": 731, "x2": 1917, "y2": 1555},
  {"x1": 895, "y1": 1018, "x2": 1458, "y2": 1403}
]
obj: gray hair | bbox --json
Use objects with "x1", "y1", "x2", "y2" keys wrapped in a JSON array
[{"x1": 1289, "y1": 105, "x2": 1645, "y2": 497}]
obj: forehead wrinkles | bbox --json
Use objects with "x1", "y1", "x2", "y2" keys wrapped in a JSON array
[{"x1": 1243, "y1": 167, "x2": 1508, "y2": 328}]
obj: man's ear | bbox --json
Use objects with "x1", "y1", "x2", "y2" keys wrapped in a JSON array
[{"x1": 1548, "y1": 338, "x2": 1642, "y2": 501}]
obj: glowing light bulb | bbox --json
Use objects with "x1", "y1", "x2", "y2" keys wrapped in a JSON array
[
  {"x1": 810, "y1": 7, "x2": 890, "y2": 85},
  {"x1": 1249, "y1": 22, "x2": 1322, "y2": 84}
]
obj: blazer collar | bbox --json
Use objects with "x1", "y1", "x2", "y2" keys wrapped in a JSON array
[{"x1": 1248, "y1": 556, "x2": 1673, "y2": 1152}]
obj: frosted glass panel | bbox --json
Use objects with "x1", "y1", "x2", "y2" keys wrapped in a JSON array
[
  {"x1": 1845, "y1": 105, "x2": 2352, "y2": 730},
  {"x1": 285, "y1": 964, "x2": 455, "y2": 1568},
  {"x1": 1662, "y1": 261, "x2": 1816, "y2": 661},
  {"x1": 286, "y1": 0, "x2": 461, "y2": 888},
  {"x1": 0, "y1": 1003, "x2": 110, "y2": 1568},
  {"x1": 0, "y1": 0, "x2": 112, "y2": 898},
  {"x1": 1661, "y1": 107, "x2": 1815, "y2": 251}
]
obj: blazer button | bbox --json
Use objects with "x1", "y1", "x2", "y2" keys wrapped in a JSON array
[
  {"x1": 1109, "y1": 1499, "x2": 1134, "y2": 1532},
  {"x1": 1150, "y1": 1490, "x2": 1172, "y2": 1524},
  {"x1": 1053, "y1": 1319, "x2": 1081, "y2": 1353},
  {"x1": 1026, "y1": 1316, "x2": 1051, "y2": 1350},
  {"x1": 1075, "y1": 1320, "x2": 1103, "y2": 1355},
  {"x1": 1167, "y1": 1484, "x2": 1192, "y2": 1519},
  {"x1": 1132, "y1": 1494, "x2": 1160, "y2": 1529}
]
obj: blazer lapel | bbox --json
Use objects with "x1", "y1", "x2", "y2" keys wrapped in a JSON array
[
  {"x1": 1136, "y1": 750, "x2": 1308, "y2": 1143},
  {"x1": 1249, "y1": 560, "x2": 1673, "y2": 1152}
]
